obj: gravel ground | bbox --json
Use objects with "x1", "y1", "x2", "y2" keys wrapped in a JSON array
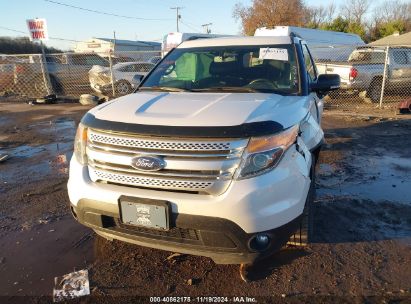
[{"x1": 0, "y1": 99, "x2": 410, "y2": 304}]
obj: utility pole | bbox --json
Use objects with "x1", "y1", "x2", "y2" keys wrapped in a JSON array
[
  {"x1": 201, "y1": 23, "x2": 212, "y2": 34},
  {"x1": 170, "y1": 7, "x2": 183, "y2": 32}
]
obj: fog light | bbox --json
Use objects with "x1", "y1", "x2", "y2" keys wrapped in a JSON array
[
  {"x1": 256, "y1": 234, "x2": 269, "y2": 244},
  {"x1": 249, "y1": 233, "x2": 271, "y2": 251}
]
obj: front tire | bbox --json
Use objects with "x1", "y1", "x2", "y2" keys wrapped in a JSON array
[
  {"x1": 368, "y1": 78, "x2": 383, "y2": 103},
  {"x1": 287, "y1": 153, "x2": 316, "y2": 246}
]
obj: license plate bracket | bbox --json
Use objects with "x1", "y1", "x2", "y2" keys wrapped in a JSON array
[{"x1": 119, "y1": 196, "x2": 171, "y2": 230}]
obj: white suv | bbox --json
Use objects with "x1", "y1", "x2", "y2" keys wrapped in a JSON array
[{"x1": 68, "y1": 35, "x2": 339, "y2": 280}]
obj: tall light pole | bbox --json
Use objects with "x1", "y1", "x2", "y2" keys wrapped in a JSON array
[
  {"x1": 201, "y1": 23, "x2": 212, "y2": 34},
  {"x1": 170, "y1": 7, "x2": 183, "y2": 32}
]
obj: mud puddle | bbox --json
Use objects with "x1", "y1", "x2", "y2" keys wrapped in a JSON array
[
  {"x1": 0, "y1": 143, "x2": 72, "y2": 184},
  {"x1": 31, "y1": 118, "x2": 76, "y2": 139},
  {"x1": 315, "y1": 151, "x2": 411, "y2": 244},
  {"x1": 317, "y1": 153, "x2": 411, "y2": 203},
  {"x1": 0, "y1": 119, "x2": 76, "y2": 185},
  {"x1": 0, "y1": 216, "x2": 94, "y2": 296}
]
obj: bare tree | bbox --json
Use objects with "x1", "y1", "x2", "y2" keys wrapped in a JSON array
[
  {"x1": 233, "y1": 0, "x2": 306, "y2": 35},
  {"x1": 306, "y1": 3, "x2": 336, "y2": 28},
  {"x1": 340, "y1": 0, "x2": 370, "y2": 24},
  {"x1": 369, "y1": 0, "x2": 411, "y2": 39},
  {"x1": 373, "y1": 0, "x2": 411, "y2": 23}
]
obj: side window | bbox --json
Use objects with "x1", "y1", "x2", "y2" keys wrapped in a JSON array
[
  {"x1": 134, "y1": 64, "x2": 145, "y2": 72},
  {"x1": 118, "y1": 65, "x2": 129, "y2": 72},
  {"x1": 71, "y1": 56, "x2": 85, "y2": 65},
  {"x1": 302, "y1": 44, "x2": 316, "y2": 81},
  {"x1": 127, "y1": 64, "x2": 137, "y2": 72},
  {"x1": 393, "y1": 50, "x2": 407, "y2": 65},
  {"x1": 129, "y1": 64, "x2": 139, "y2": 72},
  {"x1": 142, "y1": 64, "x2": 154, "y2": 72}
]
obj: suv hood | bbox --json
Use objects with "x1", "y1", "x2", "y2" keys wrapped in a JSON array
[{"x1": 90, "y1": 92, "x2": 311, "y2": 129}]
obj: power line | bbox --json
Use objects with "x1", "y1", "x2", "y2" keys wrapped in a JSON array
[
  {"x1": 44, "y1": 0, "x2": 173, "y2": 21},
  {"x1": 0, "y1": 25, "x2": 162, "y2": 44},
  {"x1": 0, "y1": 26, "x2": 26, "y2": 35},
  {"x1": 179, "y1": 21, "x2": 202, "y2": 33},
  {"x1": 0, "y1": 25, "x2": 80, "y2": 42},
  {"x1": 180, "y1": 19, "x2": 204, "y2": 32}
]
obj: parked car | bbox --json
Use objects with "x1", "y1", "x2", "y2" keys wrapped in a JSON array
[
  {"x1": 12, "y1": 53, "x2": 135, "y2": 96},
  {"x1": 11, "y1": 53, "x2": 111, "y2": 96},
  {"x1": 0, "y1": 55, "x2": 28, "y2": 92},
  {"x1": 316, "y1": 46, "x2": 411, "y2": 102},
  {"x1": 68, "y1": 34, "x2": 340, "y2": 281},
  {"x1": 89, "y1": 62, "x2": 155, "y2": 95}
]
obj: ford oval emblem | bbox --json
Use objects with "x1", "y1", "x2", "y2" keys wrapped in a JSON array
[{"x1": 131, "y1": 155, "x2": 165, "y2": 172}]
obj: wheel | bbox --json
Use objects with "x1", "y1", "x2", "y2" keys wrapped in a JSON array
[
  {"x1": 287, "y1": 152, "x2": 316, "y2": 246},
  {"x1": 115, "y1": 80, "x2": 132, "y2": 95},
  {"x1": 247, "y1": 78, "x2": 277, "y2": 90},
  {"x1": 239, "y1": 264, "x2": 252, "y2": 282},
  {"x1": 368, "y1": 78, "x2": 383, "y2": 103}
]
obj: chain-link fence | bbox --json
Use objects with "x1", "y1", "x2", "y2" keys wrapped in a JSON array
[
  {"x1": 1, "y1": 46, "x2": 410, "y2": 110},
  {"x1": 311, "y1": 44, "x2": 411, "y2": 109},
  {"x1": 0, "y1": 51, "x2": 161, "y2": 99}
]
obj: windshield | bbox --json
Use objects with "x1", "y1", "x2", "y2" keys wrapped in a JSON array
[{"x1": 141, "y1": 44, "x2": 300, "y2": 94}]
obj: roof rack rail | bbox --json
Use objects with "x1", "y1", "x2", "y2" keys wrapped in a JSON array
[{"x1": 186, "y1": 36, "x2": 213, "y2": 41}]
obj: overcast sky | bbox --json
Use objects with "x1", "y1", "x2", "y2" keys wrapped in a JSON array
[{"x1": 1, "y1": 0, "x2": 360, "y2": 50}]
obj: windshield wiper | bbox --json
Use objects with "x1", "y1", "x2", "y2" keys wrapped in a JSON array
[
  {"x1": 191, "y1": 87, "x2": 260, "y2": 93},
  {"x1": 139, "y1": 86, "x2": 191, "y2": 92}
]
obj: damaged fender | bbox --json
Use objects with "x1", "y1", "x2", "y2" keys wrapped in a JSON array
[
  {"x1": 295, "y1": 136, "x2": 311, "y2": 178},
  {"x1": 299, "y1": 113, "x2": 324, "y2": 152}
]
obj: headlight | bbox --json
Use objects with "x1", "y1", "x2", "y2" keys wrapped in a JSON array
[
  {"x1": 74, "y1": 123, "x2": 88, "y2": 165},
  {"x1": 235, "y1": 125, "x2": 299, "y2": 179}
]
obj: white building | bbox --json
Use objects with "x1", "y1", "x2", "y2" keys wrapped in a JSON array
[{"x1": 74, "y1": 38, "x2": 161, "y2": 54}]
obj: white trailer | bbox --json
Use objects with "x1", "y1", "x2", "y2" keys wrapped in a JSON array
[
  {"x1": 255, "y1": 26, "x2": 365, "y2": 62},
  {"x1": 162, "y1": 32, "x2": 235, "y2": 57}
]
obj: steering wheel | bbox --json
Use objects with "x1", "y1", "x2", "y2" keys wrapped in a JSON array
[{"x1": 247, "y1": 78, "x2": 278, "y2": 89}]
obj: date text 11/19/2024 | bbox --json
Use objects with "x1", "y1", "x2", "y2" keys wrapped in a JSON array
[{"x1": 150, "y1": 296, "x2": 258, "y2": 303}]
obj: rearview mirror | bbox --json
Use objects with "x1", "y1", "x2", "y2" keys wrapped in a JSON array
[
  {"x1": 131, "y1": 74, "x2": 144, "y2": 86},
  {"x1": 311, "y1": 74, "x2": 340, "y2": 93}
]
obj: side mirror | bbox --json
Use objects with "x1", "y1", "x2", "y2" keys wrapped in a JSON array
[
  {"x1": 131, "y1": 74, "x2": 144, "y2": 86},
  {"x1": 311, "y1": 74, "x2": 340, "y2": 93}
]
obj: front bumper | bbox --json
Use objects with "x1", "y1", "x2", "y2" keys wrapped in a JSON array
[
  {"x1": 90, "y1": 83, "x2": 112, "y2": 94},
  {"x1": 339, "y1": 79, "x2": 367, "y2": 91},
  {"x1": 71, "y1": 200, "x2": 302, "y2": 264},
  {"x1": 68, "y1": 146, "x2": 311, "y2": 264}
]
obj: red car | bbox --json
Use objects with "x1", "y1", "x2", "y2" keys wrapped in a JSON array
[
  {"x1": 0, "y1": 63, "x2": 15, "y2": 92},
  {"x1": 398, "y1": 98, "x2": 411, "y2": 114}
]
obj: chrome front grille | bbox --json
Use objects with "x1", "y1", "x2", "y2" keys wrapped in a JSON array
[
  {"x1": 87, "y1": 129, "x2": 248, "y2": 195},
  {"x1": 94, "y1": 170, "x2": 213, "y2": 190},
  {"x1": 88, "y1": 131, "x2": 232, "y2": 151}
]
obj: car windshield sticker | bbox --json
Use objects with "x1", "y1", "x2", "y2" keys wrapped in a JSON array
[{"x1": 259, "y1": 48, "x2": 289, "y2": 61}]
